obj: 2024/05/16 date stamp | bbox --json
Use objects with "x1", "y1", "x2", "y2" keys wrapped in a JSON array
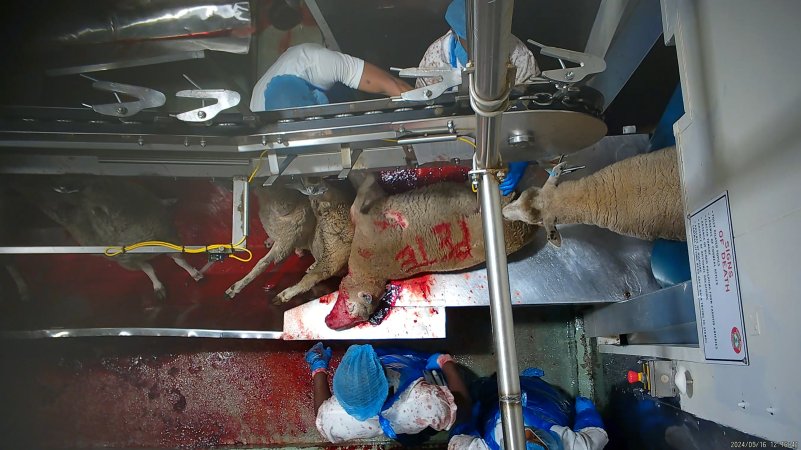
[{"x1": 731, "y1": 442, "x2": 798, "y2": 448}]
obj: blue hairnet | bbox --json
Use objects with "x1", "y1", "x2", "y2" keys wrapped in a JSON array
[
  {"x1": 445, "y1": 0, "x2": 467, "y2": 39},
  {"x1": 333, "y1": 344, "x2": 388, "y2": 421},
  {"x1": 263, "y1": 74, "x2": 329, "y2": 111}
]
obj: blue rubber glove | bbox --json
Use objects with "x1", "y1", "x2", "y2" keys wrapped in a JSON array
[
  {"x1": 573, "y1": 397, "x2": 604, "y2": 431},
  {"x1": 499, "y1": 161, "x2": 528, "y2": 196},
  {"x1": 305, "y1": 342, "x2": 333, "y2": 374},
  {"x1": 426, "y1": 353, "x2": 454, "y2": 370}
]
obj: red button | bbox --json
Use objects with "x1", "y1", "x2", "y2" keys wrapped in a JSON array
[{"x1": 627, "y1": 370, "x2": 642, "y2": 384}]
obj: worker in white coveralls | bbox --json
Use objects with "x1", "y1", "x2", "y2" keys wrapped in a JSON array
[
  {"x1": 250, "y1": 43, "x2": 412, "y2": 111},
  {"x1": 305, "y1": 343, "x2": 471, "y2": 445},
  {"x1": 417, "y1": 0, "x2": 536, "y2": 195},
  {"x1": 448, "y1": 369, "x2": 609, "y2": 450}
]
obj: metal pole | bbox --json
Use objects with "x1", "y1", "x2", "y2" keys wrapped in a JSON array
[{"x1": 469, "y1": 0, "x2": 526, "y2": 449}]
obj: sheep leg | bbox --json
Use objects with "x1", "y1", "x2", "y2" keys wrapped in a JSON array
[
  {"x1": 4, "y1": 264, "x2": 29, "y2": 302},
  {"x1": 225, "y1": 242, "x2": 292, "y2": 299},
  {"x1": 198, "y1": 260, "x2": 216, "y2": 275},
  {"x1": 170, "y1": 254, "x2": 204, "y2": 281},
  {"x1": 140, "y1": 262, "x2": 167, "y2": 300},
  {"x1": 305, "y1": 260, "x2": 318, "y2": 273},
  {"x1": 273, "y1": 268, "x2": 334, "y2": 304},
  {"x1": 544, "y1": 216, "x2": 562, "y2": 247}
]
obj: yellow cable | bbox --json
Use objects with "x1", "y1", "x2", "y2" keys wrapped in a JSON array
[
  {"x1": 458, "y1": 136, "x2": 477, "y2": 148},
  {"x1": 248, "y1": 148, "x2": 270, "y2": 183},
  {"x1": 105, "y1": 235, "x2": 253, "y2": 263}
]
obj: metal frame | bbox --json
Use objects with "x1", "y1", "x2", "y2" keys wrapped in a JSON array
[
  {"x1": 2, "y1": 328, "x2": 283, "y2": 339},
  {"x1": 470, "y1": 0, "x2": 525, "y2": 448},
  {"x1": 304, "y1": 0, "x2": 341, "y2": 51},
  {"x1": 585, "y1": 0, "x2": 663, "y2": 110},
  {"x1": 45, "y1": 50, "x2": 208, "y2": 77},
  {"x1": 584, "y1": 281, "x2": 698, "y2": 344}
]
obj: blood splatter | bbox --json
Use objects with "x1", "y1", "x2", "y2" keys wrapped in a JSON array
[{"x1": 395, "y1": 275, "x2": 433, "y2": 301}]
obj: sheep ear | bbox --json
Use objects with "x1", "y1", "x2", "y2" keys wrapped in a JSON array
[
  {"x1": 544, "y1": 217, "x2": 562, "y2": 247},
  {"x1": 353, "y1": 173, "x2": 386, "y2": 214}
]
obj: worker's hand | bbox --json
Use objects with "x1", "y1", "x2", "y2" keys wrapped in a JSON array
[
  {"x1": 305, "y1": 342, "x2": 333, "y2": 375},
  {"x1": 426, "y1": 353, "x2": 455, "y2": 370},
  {"x1": 573, "y1": 397, "x2": 605, "y2": 431},
  {"x1": 500, "y1": 161, "x2": 528, "y2": 196}
]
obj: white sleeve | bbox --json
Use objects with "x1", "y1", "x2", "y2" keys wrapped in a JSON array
[
  {"x1": 510, "y1": 36, "x2": 540, "y2": 84},
  {"x1": 308, "y1": 45, "x2": 365, "y2": 90},
  {"x1": 381, "y1": 378, "x2": 458, "y2": 435},
  {"x1": 315, "y1": 396, "x2": 383, "y2": 443},
  {"x1": 449, "y1": 435, "x2": 491, "y2": 450},
  {"x1": 550, "y1": 425, "x2": 609, "y2": 450}
]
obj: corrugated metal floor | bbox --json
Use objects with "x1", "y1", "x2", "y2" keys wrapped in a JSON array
[{"x1": 0, "y1": 306, "x2": 589, "y2": 448}]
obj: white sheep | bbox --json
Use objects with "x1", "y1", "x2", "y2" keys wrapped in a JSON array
[
  {"x1": 503, "y1": 146, "x2": 685, "y2": 246},
  {"x1": 326, "y1": 175, "x2": 536, "y2": 330},
  {"x1": 15, "y1": 176, "x2": 204, "y2": 299}
]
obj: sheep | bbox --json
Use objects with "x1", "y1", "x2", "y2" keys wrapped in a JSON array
[
  {"x1": 225, "y1": 181, "x2": 316, "y2": 299},
  {"x1": 272, "y1": 179, "x2": 355, "y2": 304},
  {"x1": 325, "y1": 175, "x2": 536, "y2": 330},
  {"x1": 502, "y1": 146, "x2": 684, "y2": 247},
  {"x1": 13, "y1": 176, "x2": 204, "y2": 300}
]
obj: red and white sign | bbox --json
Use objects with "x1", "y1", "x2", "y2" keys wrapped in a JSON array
[{"x1": 689, "y1": 192, "x2": 748, "y2": 364}]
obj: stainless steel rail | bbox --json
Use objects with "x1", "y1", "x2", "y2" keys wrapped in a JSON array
[{"x1": 470, "y1": 0, "x2": 526, "y2": 448}]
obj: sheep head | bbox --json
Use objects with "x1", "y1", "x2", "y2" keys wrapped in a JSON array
[
  {"x1": 324, "y1": 273, "x2": 385, "y2": 330},
  {"x1": 503, "y1": 186, "x2": 562, "y2": 247}
]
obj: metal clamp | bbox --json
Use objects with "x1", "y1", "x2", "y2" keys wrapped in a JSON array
[
  {"x1": 393, "y1": 67, "x2": 463, "y2": 102},
  {"x1": 468, "y1": 154, "x2": 506, "y2": 192},
  {"x1": 175, "y1": 89, "x2": 241, "y2": 122},
  {"x1": 262, "y1": 153, "x2": 296, "y2": 186},
  {"x1": 527, "y1": 40, "x2": 607, "y2": 84},
  {"x1": 85, "y1": 80, "x2": 166, "y2": 118},
  {"x1": 337, "y1": 144, "x2": 362, "y2": 179}
]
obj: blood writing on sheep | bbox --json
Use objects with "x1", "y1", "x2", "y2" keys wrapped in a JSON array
[{"x1": 325, "y1": 175, "x2": 536, "y2": 330}]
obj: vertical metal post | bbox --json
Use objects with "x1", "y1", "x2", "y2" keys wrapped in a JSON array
[{"x1": 470, "y1": 0, "x2": 526, "y2": 449}]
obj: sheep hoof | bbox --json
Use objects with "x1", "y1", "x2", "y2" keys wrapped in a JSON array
[
  {"x1": 272, "y1": 292, "x2": 291, "y2": 305},
  {"x1": 190, "y1": 270, "x2": 204, "y2": 282},
  {"x1": 154, "y1": 286, "x2": 168, "y2": 301},
  {"x1": 224, "y1": 286, "x2": 238, "y2": 299}
]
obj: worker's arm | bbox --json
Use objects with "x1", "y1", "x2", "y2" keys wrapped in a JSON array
[
  {"x1": 358, "y1": 62, "x2": 413, "y2": 97},
  {"x1": 305, "y1": 342, "x2": 334, "y2": 415},
  {"x1": 428, "y1": 353, "x2": 472, "y2": 423},
  {"x1": 313, "y1": 371, "x2": 332, "y2": 414}
]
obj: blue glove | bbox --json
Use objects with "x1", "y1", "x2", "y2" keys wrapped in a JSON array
[
  {"x1": 305, "y1": 342, "x2": 333, "y2": 374},
  {"x1": 499, "y1": 161, "x2": 528, "y2": 196},
  {"x1": 425, "y1": 353, "x2": 454, "y2": 370},
  {"x1": 573, "y1": 397, "x2": 604, "y2": 431}
]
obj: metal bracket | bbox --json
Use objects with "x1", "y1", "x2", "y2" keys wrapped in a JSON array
[
  {"x1": 87, "y1": 81, "x2": 166, "y2": 118},
  {"x1": 337, "y1": 144, "x2": 362, "y2": 179},
  {"x1": 175, "y1": 89, "x2": 241, "y2": 122},
  {"x1": 393, "y1": 67, "x2": 463, "y2": 101},
  {"x1": 262, "y1": 153, "x2": 297, "y2": 186},
  {"x1": 528, "y1": 40, "x2": 607, "y2": 84},
  {"x1": 231, "y1": 176, "x2": 248, "y2": 247}
]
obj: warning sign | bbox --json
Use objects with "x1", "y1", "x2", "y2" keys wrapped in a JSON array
[{"x1": 689, "y1": 192, "x2": 748, "y2": 364}]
